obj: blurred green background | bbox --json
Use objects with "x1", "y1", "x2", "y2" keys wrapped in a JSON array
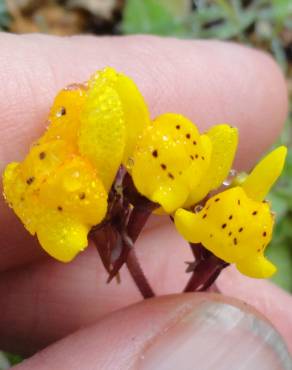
[{"x1": 0, "y1": 0, "x2": 291, "y2": 367}]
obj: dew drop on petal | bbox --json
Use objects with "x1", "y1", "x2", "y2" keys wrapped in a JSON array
[
  {"x1": 126, "y1": 157, "x2": 135, "y2": 170},
  {"x1": 223, "y1": 168, "x2": 237, "y2": 186},
  {"x1": 194, "y1": 205, "x2": 203, "y2": 213}
]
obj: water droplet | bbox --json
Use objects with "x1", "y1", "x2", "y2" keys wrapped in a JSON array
[
  {"x1": 194, "y1": 205, "x2": 203, "y2": 213},
  {"x1": 127, "y1": 157, "x2": 134, "y2": 169},
  {"x1": 56, "y1": 107, "x2": 66, "y2": 117},
  {"x1": 223, "y1": 168, "x2": 237, "y2": 186}
]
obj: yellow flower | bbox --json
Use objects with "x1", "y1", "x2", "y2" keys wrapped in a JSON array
[
  {"x1": 3, "y1": 62, "x2": 286, "y2": 280},
  {"x1": 174, "y1": 146, "x2": 287, "y2": 278},
  {"x1": 3, "y1": 139, "x2": 108, "y2": 262},
  {"x1": 2, "y1": 67, "x2": 149, "y2": 262},
  {"x1": 131, "y1": 114, "x2": 212, "y2": 213},
  {"x1": 131, "y1": 119, "x2": 238, "y2": 213}
]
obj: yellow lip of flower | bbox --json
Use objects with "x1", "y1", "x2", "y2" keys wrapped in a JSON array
[
  {"x1": 3, "y1": 140, "x2": 75, "y2": 235},
  {"x1": 2, "y1": 138, "x2": 108, "y2": 262},
  {"x1": 174, "y1": 146, "x2": 287, "y2": 279},
  {"x1": 36, "y1": 156, "x2": 108, "y2": 262},
  {"x1": 131, "y1": 113, "x2": 212, "y2": 213},
  {"x1": 36, "y1": 210, "x2": 91, "y2": 263},
  {"x1": 130, "y1": 120, "x2": 238, "y2": 213}
]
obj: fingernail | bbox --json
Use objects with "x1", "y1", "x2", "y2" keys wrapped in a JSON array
[{"x1": 139, "y1": 300, "x2": 292, "y2": 370}]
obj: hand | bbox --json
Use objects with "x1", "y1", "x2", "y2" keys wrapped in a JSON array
[{"x1": 0, "y1": 33, "x2": 291, "y2": 369}]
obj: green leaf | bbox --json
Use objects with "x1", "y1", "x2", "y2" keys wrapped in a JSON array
[
  {"x1": 122, "y1": 0, "x2": 190, "y2": 36},
  {"x1": 3, "y1": 352, "x2": 23, "y2": 366},
  {"x1": 158, "y1": 0, "x2": 190, "y2": 17},
  {"x1": 271, "y1": 37, "x2": 288, "y2": 72},
  {"x1": 0, "y1": 0, "x2": 10, "y2": 29},
  {"x1": 271, "y1": 0, "x2": 292, "y2": 28}
]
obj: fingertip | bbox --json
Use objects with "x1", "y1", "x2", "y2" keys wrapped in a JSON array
[
  {"x1": 14, "y1": 294, "x2": 292, "y2": 370},
  {"x1": 232, "y1": 45, "x2": 288, "y2": 169},
  {"x1": 217, "y1": 266, "x2": 292, "y2": 353}
]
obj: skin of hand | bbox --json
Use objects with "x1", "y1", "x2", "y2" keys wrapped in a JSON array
[{"x1": 0, "y1": 33, "x2": 291, "y2": 369}]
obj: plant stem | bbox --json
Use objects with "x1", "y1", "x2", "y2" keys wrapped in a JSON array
[
  {"x1": 126, "y1": 248, "x2": 154, "y2": 298},
  {"x1": 184, "y1": 254, "x2": 228, "y2": 292},
  {"x1": 125, "y1": 205, "x2": 156, "y2": 299}
]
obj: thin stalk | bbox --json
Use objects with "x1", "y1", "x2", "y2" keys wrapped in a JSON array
[
  {"x1": 126, "y1": 249, "x2": 154, "y2": 299},
  {"x1": 125, "y1": 205, "x2": 156, "y2": 299},
  {"x1": 184, "y1": 254, "x2": 227, "y2": 292}
]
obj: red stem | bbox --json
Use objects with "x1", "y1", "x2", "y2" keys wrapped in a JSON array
[
  {"x1": 184, "y1": 254, "x2": 227, "y2": 292},
  {"x1": 125, "y1": 206, "x2": 156, "y2": 299}
]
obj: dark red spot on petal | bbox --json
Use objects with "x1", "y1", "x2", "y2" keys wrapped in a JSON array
[
  {"x1": 152, "y1": 150, "x2": 158, "y2": 158},
  {"x1": 26, "y1": 177, "x2": 35, "y2": 185},
  {"x1": 39, "y1": 151, "x2": 46, "y2": 160}
]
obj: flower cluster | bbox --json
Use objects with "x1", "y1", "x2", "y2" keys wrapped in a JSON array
[{"x1": 2, "y1": 67, "x2": 287, "y2": 283}]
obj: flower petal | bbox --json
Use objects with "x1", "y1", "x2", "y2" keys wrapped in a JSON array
[
  {"x1": 88, "y1": 67, "x2": 150, "y2": 168},
  {"x1": 236, "y1": 255, "x2": 277, "y2": 279},
  {"x1": 78, "y1": 77, "x2": 126, "y2": 190},
  {"x1": 39, "y1": 156, "x2": 108, "y2": 226},
  {"x1": 37, "y1": 211, "x2": 90, "y2": 262},
  {"x1": 132, "y1": 113, "x2": 211, "y2": 213},
  {"x1": 185, "y1": 124, "x2": 238, "y2": 206},
  {"x1": 206, "y1": 124, "x2": 238, "y2": 189},
  {"x1": 41, "y1": 84, "x2": 87, "y2": 147},
  {"x1": 2, "y1": 140, "x2": 74, "y2": 234},
  {"x1": 3, "y1": 162, "x2": 39, "y2": 234},
  {"x1": 174, "y1": 207, "x2": 200, "y2": 243},
  {"x1": 175, "y1": 187, "x2": 275, "y2": 278},
  {"x1": 242, "y1": 146, "x2": 287, "y2": 201}
]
